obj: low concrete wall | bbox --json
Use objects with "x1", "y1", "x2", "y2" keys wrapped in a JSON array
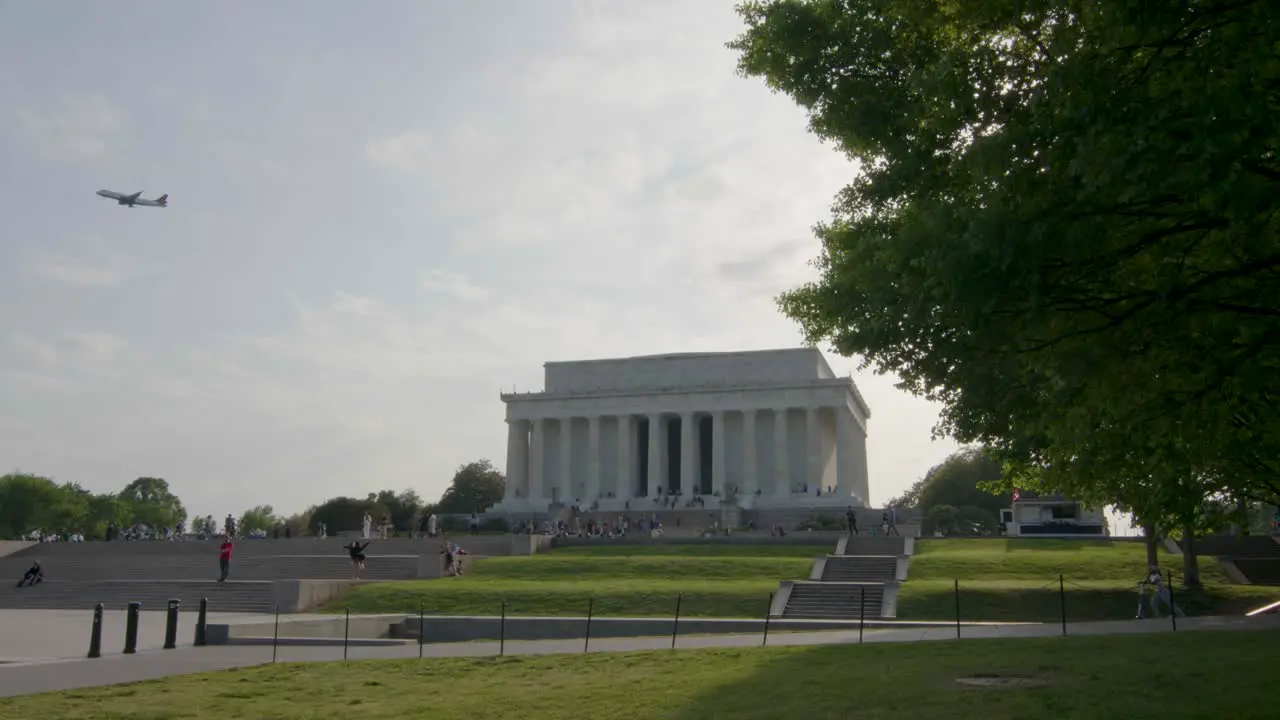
[
  {"x1": 396, "y1": 615, "x2": 864, "y2": 643},
  {"x1": 205, "y1": 613, "x2": 406, "y2": 645},
  {"x1": 270, "y1": 580, "x2": 356, "y2": 613},
  {"x1": 551, "y1": 532, "x2": 843, "y2": 549},
  {"x1": 770, "y1": 581, "x2": 794, "y2": 618},
  {"x1": 0, "y1": 542, "x2": 36, "y2": 558}
]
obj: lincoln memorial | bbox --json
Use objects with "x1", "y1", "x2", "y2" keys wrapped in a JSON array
[{"x1": 490, "y1": 348, "x2": 872, "y2": 516}]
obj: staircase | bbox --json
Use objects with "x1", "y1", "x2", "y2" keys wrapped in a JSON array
[
  {"x1": 2, "y1": 580, "x2": 278, "y2": 612},
  {"x1": 0, "y1": 536, "x2": 493, "y2": 613},
  {"x1": 782, "y1": 582, "x2": 885, "y2": 619},
  {"x1": 778, "y1": 533, "x2": 913, "y2": 619},
  {"x1": 820, "y1": 555, "x2": 897, "y2": 582},
  {"x1": 0, "y1": 554, "x2": 421, "y2": 582},
  {"x1": 1184, "y1": 535, "x2": 1280, "y2": 586}
]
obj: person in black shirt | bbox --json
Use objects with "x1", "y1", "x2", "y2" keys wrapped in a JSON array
[
  {"x1": 16, "y1": 561, "x2": 43, "y2": 588},
  {"x1": 344, "y1": 540, "x2": 370, "y2": 580}
]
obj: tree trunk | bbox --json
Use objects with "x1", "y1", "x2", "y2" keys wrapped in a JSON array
[
  {"x1": 1143, "y1": 523, "x2": 1160, "y2": 568},
  {"x1": 1181, "y1": 520, "x2": 1202, "y2": 588}
]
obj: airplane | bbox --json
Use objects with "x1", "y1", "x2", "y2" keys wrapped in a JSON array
[{"x1": 96, "y1": 189, "x2": 169, "y2": 208}]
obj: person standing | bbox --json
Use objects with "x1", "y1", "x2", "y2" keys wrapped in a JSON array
[
  {"x1": 845, "y1": 506, "x2": 860, "y2": 537},
  {"x1": 361, "y1": 512, "x2": 372, "y2": 540},
  {"x1": 217, "y1": 534, "x2": 233, "y2": 582}
]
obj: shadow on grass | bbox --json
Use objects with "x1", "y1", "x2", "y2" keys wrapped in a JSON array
[{"x1": 664, "y1": 630, "x2": 1279, "y2": 720}]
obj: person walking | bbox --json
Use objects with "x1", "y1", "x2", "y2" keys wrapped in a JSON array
[
  {"x1": 845, "y1": 506, "x2": 860, "y2": 537},
  {"x1": 217, "y1": 534, "x2": 234, "y2": 582}
]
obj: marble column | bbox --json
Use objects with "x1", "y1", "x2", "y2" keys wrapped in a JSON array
[
  {"x1": 505, "y1": 420, "x2": 527, "y2": 500},
  {"x1": 647, "y1": 413, "x2": 663, "y2": 497},
  {"x1": 743, "y1": 409, "x2": 757, "y2": 497},
  {"x1": 836, "y1": 409, "x2": 855, "y2": 500},
  {"x1": 617, "y1": 414, "x2": 633, "y2": 499},
  {"x1": 560, "y1": 417, "x2": 573, "y2": 502},
  {"x1": 587, "y1": 415, "x2": 601, "y2": 502},
  {"x1": 774, "y1": 408, "x2": 790, "y2": 496},
  {"x1": 680, "y1": 412, "x2": 696, "y2": 496},
  {"x1": 711, "y1": 410, "x2": 726, "y2": 498},
  {"x1": 806, "y1": 407, "x2": 822, "y2": 495},
  {"x1": 529, "y1": 419, "x2": 545, "y2": 503}
]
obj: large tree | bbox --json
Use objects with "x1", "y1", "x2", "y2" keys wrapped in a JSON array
[
  {"x1": 119, "y1": 477, "x2": 187, "y2": 530},
  {"x1": 435, "y1": 460, "x2": 505, "y2": 515},
  {"x1": 731, "y1": 1, "x2": 1280, "y2": 507}
]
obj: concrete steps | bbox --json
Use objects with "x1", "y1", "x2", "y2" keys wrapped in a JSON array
[
  {"x1": 841, "y1": 536, "x2": 908, "y2": 556},
  {"x1": 0, "y1": 555, "x2": 421, "y2": 582},
  {"x1": 1234, "y1": 559, "x2": 1280, "y2": 586},
  {"x1": 820, "y1": 555, "x2": 897, "y2": 582},
  {"x1": 781, "y1": 582, "x2": 885, "y2": 619},
  {"x1": 0, "y1": 580, "x2": 279, "y2": 613}
]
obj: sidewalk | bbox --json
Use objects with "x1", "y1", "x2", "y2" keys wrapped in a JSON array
[{"x1": 1, "y1": 613, "x2": 1277, "y2": 698}]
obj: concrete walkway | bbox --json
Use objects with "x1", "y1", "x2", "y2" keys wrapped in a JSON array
[{"x1": 1, "y1": 613, "x2": 1277, "y2": 698}]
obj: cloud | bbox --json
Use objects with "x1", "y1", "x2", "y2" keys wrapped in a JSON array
[
  {"x1": 4, "y1": 95, "x2": 128, "y2": 162},
  {"x1": 67, "y1": 332, "x2": 128, "y2": 366},
  {"x1": 25, "y1": 254, "x2": 160, "y2": 288},
  {"x1": 11, "y1": 335, "x2": 60, "y2": 367},
  {"x1": 421, "y1": 270, "x2": 489, "y2": 301},
  {"x1": 366, "y1": 132, "x2": 434, "y2": 172}
]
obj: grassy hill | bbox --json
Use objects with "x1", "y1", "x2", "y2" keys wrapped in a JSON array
[
  {"x1": 897, "y1": 538, "x2": 1277, "y2": 621},
  {"x1": 329, "y1": 544, "x2": 817, "y2": 618}
]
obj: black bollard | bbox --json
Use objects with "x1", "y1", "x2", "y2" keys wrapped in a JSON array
[
  {"x1": 762, "y1": 592, "x2": 773, "y2": 647},
  {"x1": 1059, "y1": 574, "x2": 1067, "y2": 636},
  {"x1": 87, "y1": 603, "x2": 104, "y2": 659},
  {"x1": 953, "y1": 579, "x2": 961, "y2": 640},
  {"x1": 671, "y1": 593, "x2": 683, "y2": 650},
  {"x1": 123, "y1": 602, "x2": 141, "y2": 654},
  {"x1": 163, "y1": 599, "x2": 180, "y2": 649},
  {"x1": 859, "y1": 586, "x2": 866, "y2": 645},
  {"x1": 194, "y1": 597, "x2": 208, "y2": 647}
]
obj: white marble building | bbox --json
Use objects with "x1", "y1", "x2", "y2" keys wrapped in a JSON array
[{"x1": 490, "y1": 348, "x2": 871, "y2": 515}]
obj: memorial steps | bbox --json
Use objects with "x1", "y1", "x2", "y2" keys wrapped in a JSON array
[
  {"x1": 0, "y1": 535, "x2": 525, "y2": 613},
  {"x1": 779, "y1": 534, "x2": 912, "y2": 619},
  {"x1": 820, "y1": 555, "x2": 898, "y2": 582},
  {"x1": 0, "y1": 554, "x2": 421, "y2": 582},
  {"x1": 1, "y1": 579, "x2": 279, "y2": 613},
  {"x1": 1180, "y1": 535, "x2": 1280, "y2": 586}
]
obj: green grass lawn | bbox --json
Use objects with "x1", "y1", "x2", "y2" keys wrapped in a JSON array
[
  {"x1": 897, "y1": 539, "x2": 1278, "y2": 622},
  {"x1": 331, "y1": 544, "x2": 818, "y2": 617},
  {"x1": 4, "y1": 630, "x2": 1275, "y2": 719}
]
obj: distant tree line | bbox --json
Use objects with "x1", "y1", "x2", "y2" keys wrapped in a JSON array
[{"x1": 0, "y1": 459, "x2": 506, "y2": 540}]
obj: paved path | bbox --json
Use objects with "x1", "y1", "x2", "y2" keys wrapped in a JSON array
[{"x1": 1, "y1": 613, "x2": 1277, "y2": 698}]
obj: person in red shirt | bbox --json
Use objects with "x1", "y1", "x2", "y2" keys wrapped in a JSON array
[{"x1": 217, "y1": 535, "x2": 233, "y2": 582}]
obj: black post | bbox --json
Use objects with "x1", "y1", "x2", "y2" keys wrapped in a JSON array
[
  {"x1": 163, "y1": 599, "x2": 180, "y2": 649},
  {"x1": 859, "y1": 586, "x2": 866, "y2": 645},
  {"x1": 272, "y1": 604, "x2": 280, "y2": 663},
  {"x1": 1059, "y1": 574, "x2": 1067, "y2": 636},
  {"x1": 194, "y1": 597, "x2": 208, "y2": 647},
  {"x1": 124, "y1": 602, "x2": 141, "y2": 654},
  {"x1": 87, "y1": 602, "x2": 104, "y2": 659},
  {"x1": 584, "y1": 597, "x2": 594, "y2": 654},
  {"x1": 343, "y1": 607, "x2": 350, "y2": 661},
  {"x1": 762, "y1": 592, "x2": 773, "y2": 647},
  {"x1": 418, "y1": 600, "x2": 424, "y2": 659},
  {"x1": 1167, "y1": 571, "x2": 1177, "y2": 632},
  {"x1": 499, "y1": 600, "x2": 506, "y2": 656},
  {"x1": 953, "y1": 579, "x2": 961, "y2": 640},
  {"x1": 671, "y1": 593, "x2": 683, "y2": 650}
]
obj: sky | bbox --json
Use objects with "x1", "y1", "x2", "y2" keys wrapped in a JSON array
[{"x1": 0, "y1": 0, "x2": 965, "y2": 522}]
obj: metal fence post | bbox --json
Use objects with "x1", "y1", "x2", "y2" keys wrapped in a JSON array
[
  {"x1": 500, "y1": 599, "x2": 506, "y2": 656},
  {"x1": 343, "y1": 607, "x2": 350, "y2": 660},
  {"x1": 859, "y1": 586, "x2": 866, "y2": 644},
  {"x1": 1059, "y1": 574, "x2": 1067, "y2": 636},
  {"x1": 953, "y1": 579, "x2": 961, "y2": 639},
  {"x1": 584, "y1": 597, "x2": 594, "y2": 653},
  {"x1": 272, "y1": 604, "x2": 280, "y2": 663},
  {"x1": 762, "y1": 592, "x2": 773, "y2": 647},
  {"x1": 671, "y1": 593, "x2": 683, "y2": 650}
]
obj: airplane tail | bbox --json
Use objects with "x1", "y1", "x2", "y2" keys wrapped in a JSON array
[{"x1": 156, "y1": 194, "x2": 168, "y2": 207}]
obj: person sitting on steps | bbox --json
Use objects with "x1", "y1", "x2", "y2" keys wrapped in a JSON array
[{"x1": 16, "y1": 561, "x2": 43, "y2": 588}]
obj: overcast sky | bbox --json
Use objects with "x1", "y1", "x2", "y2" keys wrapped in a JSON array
[{"x1": 0, "y1": 0, "x2": 963, "y2": 521}]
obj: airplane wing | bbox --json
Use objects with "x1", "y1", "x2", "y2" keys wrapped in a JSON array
[{"x1": 127, "y1": 191, "x2": 143, "y2": 202}]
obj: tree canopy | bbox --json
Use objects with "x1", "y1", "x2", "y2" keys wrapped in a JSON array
[
  {"x1": 731, "y1": 0, "x2": 1280, "y2": 510},
  {"x1": 0, "y1": 473, "x2": 187, "y2": 539},
  {"x1": 435, "y1": 460, "x2": 505, "y2": 515}
]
